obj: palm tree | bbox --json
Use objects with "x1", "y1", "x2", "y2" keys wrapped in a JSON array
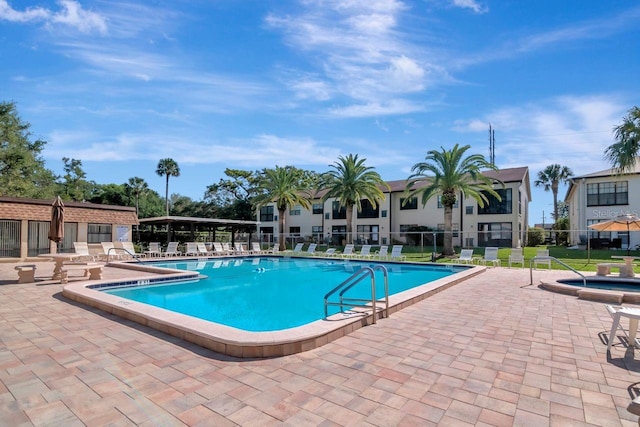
[
  {"x1": 320, "y1": 154, "x2": 389, "y2": 245},
  {"x1": 605, "y1": 106, "x2": 640, "y2": 173},
  {"x1": 534, "y1": 164, "x2": 573, "y2": 222},
  {"x1": 253, "y1": 166, "x2": 313, "y2": 251},
  {"x1": 125, "y1": 177, "x2": 148, "y2": 218},
  {"x1": 155, "y1": 158, "x2": 180, "y2": 216},
  {"x1": 405, "y1": 144, "x2": 500, "y2": 256}
]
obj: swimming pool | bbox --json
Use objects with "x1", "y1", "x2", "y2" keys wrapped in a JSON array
[
  {"x1": 558, "y1": 277, "x2": 640, "y2": 292},
  {"x1": 103, "y1": 257, "x2": 465, "y2": 332},
  {"x1": 63, "y1": 256, "x2": 482, "y2": 357}
]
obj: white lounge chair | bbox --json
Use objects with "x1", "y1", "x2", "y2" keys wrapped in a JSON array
[
  {"x1": 287, "y1": 243, "x2": 304, "y2": 254},
  {"x1": 118, "y1": 241, "x2": 143, "y2": 259},
  {"x1": 454, "y1": 249, "x2": 474, "y2": 264},
  {"x1": 508, "y1": 248, "x2": 524, "y2": 268},
  {"x1": 213, "y1": 242, "x2": 231, "y2": 256},
  {"x1": 99, "y1": 242, "x2": 118, "y2": 261},
  {"x1": 250, "y1": 242, "x2": 267, "y2": 254},
  {"x1": 340, "y1": 244, "x2": 355, "y2": 258},
  {"x1": 479, "y1": 247, "x2": 500, "y2": 267},
  {"x1": 533, "y1": 249, "x2": 551, "y2": 269},
  {"x1": 606, "y1": 304, "x2": 640, "y2": 351},
  {"x1": 375, "y1": 245, "x2": 389, "y2": 260},
  {"x1": 390, "y1": 245, "x2": 406, "y2": 261},
  {"x1": 184, "y1": 242, "x2": 199, "y2": 256},
  {"x1": 234, "y1": 242, "x2": 247, "y2": 254},
  {"x1": 304, "y1": 243, "x2": 317, "y2": 256},
  {"x1": 145, "y1": 242, "x2": 162, "y2": 258},
  {"x1": 73, "y1": 241, "x2": 95, "y2": 261},
  {"x1": 164, "y1": 242, "x2": 181, "y2": 257},
  {"x1": 357, "y1": 245, "x2": 373, "y2": 259},
  {"x1": 323, "y1": 248, "x2": 337, "y2": 257},
  {"x1": 197, "y1": 242, "x2": 212, "y2": 256}
]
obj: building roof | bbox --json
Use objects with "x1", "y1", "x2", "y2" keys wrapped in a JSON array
[
  {"x1": 0, "y1": 196, "x2": 138, "y2": 225},
  {"x1": 564, "y1": 159, "x2": 640, "y2": 200}
]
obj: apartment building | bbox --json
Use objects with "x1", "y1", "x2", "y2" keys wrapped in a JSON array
[
  {"x1": 565, "y1": 162, "x2": 640, "y2": 250},
  {"x1": 258, "y1": 166, "x2": 531, "y2": 249}
]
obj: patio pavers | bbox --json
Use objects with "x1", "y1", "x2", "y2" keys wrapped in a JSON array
[{"x1": 0, "y1": 261, "x2": 639, "y2": 426}]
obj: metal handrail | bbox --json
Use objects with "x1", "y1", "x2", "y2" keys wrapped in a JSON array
[
  {"x1": 529, "y1": 256, "x2": 586, "y2": 287},
  {"x1": 324, "y1": 265, "x2": 389, "y2": 323},
  {"x1": 106, "y1": 247, "x2": 146, "y2": 264}
]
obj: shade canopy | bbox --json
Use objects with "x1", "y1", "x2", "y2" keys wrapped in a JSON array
[
  {"x1": 588, "y1": 213, "x2": 640, "y2": 255},
  {"x1": 47, "y1": 196, "x2": 65, "y2": 243}
]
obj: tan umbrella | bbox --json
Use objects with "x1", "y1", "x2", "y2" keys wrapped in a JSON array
[
  {"x1": 47, "y1": 196, "x2": 65, "y2": 245},
  {"x1": 588, "y1": 213, "x2": 640, "y2": 255}
]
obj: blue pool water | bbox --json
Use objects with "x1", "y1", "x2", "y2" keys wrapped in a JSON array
[
  {"x1": 558, "y1": 278, "x2": 640, "y2": 292},
  {"x1": 104, "y1": 257, "x2": 466, "y2": 332}
]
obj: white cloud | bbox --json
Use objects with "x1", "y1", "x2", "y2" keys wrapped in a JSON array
[
  {"x1": 0, "y1": 0, "x2": 107, "y2": 34},
  {"x1": 451, "y1": 0, "x2": 488, "y2": 14}
]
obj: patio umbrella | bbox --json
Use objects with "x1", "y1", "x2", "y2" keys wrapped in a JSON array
[
  {"x1": 47, "y1": 196, "x2": 65, "y2": 246},
  {"x1": 588, "y1": 213, "x2": 640, "y2": 255}
]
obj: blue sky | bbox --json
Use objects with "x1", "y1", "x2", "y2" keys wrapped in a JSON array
[{"x1": 2, "y1": 0, "x2": 639, "y2": 226}]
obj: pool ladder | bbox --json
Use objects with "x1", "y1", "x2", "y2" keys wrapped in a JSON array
[
  {"x1": 324, "y1": 265, "x2": 389, "y2": 323},
  {"x1": 529, "y1": 255, "x2": 586, "y2": 287}
]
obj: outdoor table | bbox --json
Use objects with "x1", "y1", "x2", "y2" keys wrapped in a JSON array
[
  {"x1": 610, "y1": 256, "x2": 640, "y2": 278},
  {"x1": 37, "y1": 253, "x2": 84, "y2": 281}
]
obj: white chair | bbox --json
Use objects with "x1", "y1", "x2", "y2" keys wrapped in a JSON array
[
  {"x1": 234, "y1": 242, "x2": 247, "y2": 254},
  {"x1": 118, "y1": 241, "x2": 142, "y2": 259},
  {"x1": 304, "y1": 243, "x2": 317, "y2": 256},
  {"x1": 340, "y1": 244, "x2": 355, "y2": 258},
  {"x1": 323, "y1": 248, "x2": 337, "y2": 257},
  {"x1": 73, "y1": 241, "x2": 95, "y2": 261},
  {"x1": 375, "y1": 245, "x2": 389, "y2": 260},
  {"x1": 606, "y1": 305, "x2": 640, "y2": 352},
  {"x1": 164, "y1": 242, "x2": 181, "y2": 257},
  {"x1": 453, "y1": 249, "x2": 475, "y2": 264},
  {"x1": 357, "y1": 245, "x2": 373, "y2": 259},
  {"x1": 184, "y1": 242, "x2": 199, "y2": 256},
  {"x1": 390, "y1": 245, "x2": 406, "y2": 261},
  {"x1": 479, "y1": 247, "x2": 501, "y2": 267},
  {"x1": 213, "y1": 242, "x2": 231, "y2": 256},
  {"x1": 508, "y1": 248, "x2": 524, "y2": 268},
  {"x1": 197, "y1": 242, "x2": 212, "y2": 256},
  {"x1": 533, "y1": 249, "x2": 551, "y2": 269},
  {"x1": 250, "y1": 242, "x2": 266, "y2": 254},
  {"x1": 288, "y1": 243, "x2": 304, "y2": 254},
  {"x1": 145, "y1": 242, "x2": 162, "y2": 258}
]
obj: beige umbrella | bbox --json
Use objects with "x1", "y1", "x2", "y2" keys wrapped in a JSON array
[
  {"x1": 47, "y1": 196, "x2": 65, "y2": 246},
  {"x1": 588, "y1": 213, "x2": 640, "y2": 255}
]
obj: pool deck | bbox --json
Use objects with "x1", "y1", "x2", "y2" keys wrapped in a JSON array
[{"x1": 1, "y1": 260, "x2": 640, "y2": 425}]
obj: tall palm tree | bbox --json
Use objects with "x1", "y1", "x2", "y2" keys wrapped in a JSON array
[
  {"x1": 534, "y1": 164, "x2": 573, "y2": 222},
  {"x1": 253, "y1": 166, "x2": 313, "y2": 251},
  {"x1": 125, "y1": 177, "x2": 149, "y2": 218},
  {"x1": 405, "y1": 144, "x2": 500, "y2": 256},
  {"x1": 605, "y1": 106, "x2": 640, "y2": 173},
  {"x1": 155, "y1": 158, "x2": 180, "y2": 216},
  {"x1": 320, "y1": 154, "x2": 389, "y2": 245}
]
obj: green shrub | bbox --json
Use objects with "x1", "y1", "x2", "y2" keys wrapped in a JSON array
[{"x1": 527, "y1": 227, "x2": 545, "y2": 247}]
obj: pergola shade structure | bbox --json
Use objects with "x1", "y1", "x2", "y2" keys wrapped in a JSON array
[{"x1": 138, "y1": 216, "x2": 260, "y2": 244}]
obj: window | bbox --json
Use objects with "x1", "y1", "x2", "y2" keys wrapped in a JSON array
[
  {"x1": 437, "y1": 196, "x2": 459, "y2": 208},
  {"x1": 478, "y1": 188, "x2": 512, "y2": 214},
  {"x1": 312, "y1": 226, "x2": 323, "y2": 235},
  {"x1": 332, "y1": 201, "x2": 346, "y2": 219},
  {"x1": 400, "y1": 197, "x2": 417, "y2": 210},
  {"x1": 465, "y1": 206, "x2": 473, "y2": 215},
  {"x1": 437, "y1": 223, "x2": 459, "y2": 237},
  {"x1": 356, "y1": 225, "x2": 379, "y2": 244},
  {"x1": 587, "y1": 219, "x2": 610, "y2": 239},
  {"x1": 289, "y1": 205, "x2": 301, "y2": 216},
  {"x1": 0, "y1": 220, "x2": 20, "y2": 258},
  {"x1": 260, "y1": 206, "x2": 274, "y2": 222},
  {"x1": 381, "y1": 210, "x2": 387, "y2": 218},
  {"x1": 357, "y1": 199, "x2": 379, "y2": 218},
  {"x1": 289, "y1": 226, "x2": 300, "y2": 236},
  {"x1": 260, "y1": 227, "x2": 274, "y2": 243},
  {"x1": 88, "y1": 223, "x2": 112, "y2": 243},
  {"x1": 587, "y1": 181, "x2": 628, "y2": 206},
  {"x1": 478, "y1": 222, "x2": 512, "y2": 246},
  {"x1": 27, "y1": 221, "x2": 50, "y2": 256},
  {"x1": 312, "y1": 203, "x2": 324, "y2": 214}
]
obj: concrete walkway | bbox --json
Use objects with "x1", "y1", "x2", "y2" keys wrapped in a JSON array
[{"x1": 1, "y1": 262, "x2": 639, "y2": 426}]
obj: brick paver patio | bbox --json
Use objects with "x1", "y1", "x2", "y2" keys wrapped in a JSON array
[{"x1": 1, "y1": 261, "x2": 639, "y2": 426}]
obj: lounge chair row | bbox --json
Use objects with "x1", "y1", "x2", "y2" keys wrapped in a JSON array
[
  {"x1": 283, "y1": 243, "x2": 407, "y2": 261},
  {"x1": 452, "y1": 248, "x2": 551, "y2": 268}
]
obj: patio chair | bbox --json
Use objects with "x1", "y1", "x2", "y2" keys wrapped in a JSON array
[
  {"x1": 197, "y1": 242, "x2": 213, "y2": 256},
  {"x1": 533, "y1": 249, "x2": 551, "y2": 269},
  {"x1": 340, "y1": 244, "x2": 355, "y2": 258},
  {"x1": 234, "y1": 242, "x2": 247, "y2": 254},
  {"x1": 389, "y1": 245, "x2": 406, "y2": 261},
  {"x1": 250, "y1": 242, "x2": 266, "y2": 254},
  {"x1": 479, "y1": 247, "x2": 501, "y2": 267},
  {"x1": 303, "y1": 243, "x2": 317, "y2": 256},
  {"x1": 287, "y1": 243, "x2": 304, "y2": 254},
  {"x1": 184, "y1": 242, "x2": 199, "y2": 256},
  {"x1": 323, "y1": 248, "x2": 337, "y2": 257},
  {"x1": 375, "y1": 245, "x2": 389, "y2": 260},
  {"x1": 73, "y1": 242, "x2": 95, "y2": 261},
  {"x1": 606, "y1": 304, "x2": 640, "y2": 352},
  {"x1": 453, "y1": 249, "x2": 474, "y2": 264},
  {"x1": 508, "y1": 248, "x2": 525, "y2": 268},
  {"x1": 213, "y1": 242, "x2": 231, "y2": 256},
  {"x1": 145, "y1": 242, "x2": 162, "y2": 258},
  {"x1": 164, "y1": 242, "x2": 181, "y2": 257},
  {"x1": 118, "y1": 241, "x2": 143, "y2": 259},
  {"x1": 357, "y1": 244, "x2": 373, "y2": 259}
]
